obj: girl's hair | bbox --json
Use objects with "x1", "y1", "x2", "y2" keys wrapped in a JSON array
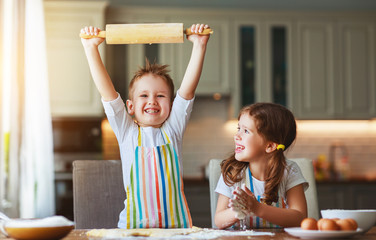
[
  {"x1": 221, "y1": 102, "x2": 297, "y2": 205},
  {"x1": 128, "y1": 58, "x2": 175, "y2": 102}
]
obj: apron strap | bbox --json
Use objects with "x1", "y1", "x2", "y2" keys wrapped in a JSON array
[
  {"x1": 247, "y1": 167, "x2": 254, "y2": 193},
  {"x1": 138, "y1": 127, "x2": 142, "y2": 146},
  {"x1": 160, "y1": 128, "x2": 171, "y2": 144}
]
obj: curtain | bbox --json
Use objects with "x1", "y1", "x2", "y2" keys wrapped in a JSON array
[{"x1": 0, "y1": 0, "x2": 55, "y2": 218}]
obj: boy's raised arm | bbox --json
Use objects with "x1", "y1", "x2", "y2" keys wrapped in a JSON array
[
  {"x1": 178, "y1": 24, "x2": 211, "y2": 100},
  {"x1": 80, "y1": 26, "x2": 118, "y2": 101}
]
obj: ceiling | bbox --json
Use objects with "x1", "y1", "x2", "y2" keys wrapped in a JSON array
[{"x1": 106, "y1": 0, "x2": 376, "y2": 10}]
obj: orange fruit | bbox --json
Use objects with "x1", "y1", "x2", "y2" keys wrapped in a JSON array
[{"x1": 301, "y1": 218, "x2": 318, "y2": 230}]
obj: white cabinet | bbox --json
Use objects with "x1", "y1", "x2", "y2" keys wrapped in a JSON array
[
  {"x1": 337, "y1": 20, "x2": 376, "y2": 119},
  {"x1": 292, "y1": 20, "x2": 337, "y2": 119},
  {"x1": 292, "y1": 17, "x2": 376, "y2": 119},
  {"x1": 44, "y1": 1, "x2": 108, "y2": 117}
]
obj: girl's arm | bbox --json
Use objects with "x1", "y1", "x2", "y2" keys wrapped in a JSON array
[
  {"x1": 178, "y1": 24, "x2": 210, "y2": 100},
  {"x1": 214, "y1": 194, "x2": 239, "y2": 229},
  {"x1": 80, "y1": 27, "x2": 118, "y2": 101},
  {"x1": 254, "y1": 184, "x2": 307, "y2": 227},
  {"x1": 234, "y1": 184, "x2": 307, "y2": 227}
]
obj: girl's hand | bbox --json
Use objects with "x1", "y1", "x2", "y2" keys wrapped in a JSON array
[
  {"x1": 229, "y1": 184, "x2": 259, "y2": 218},
  {"x1": 186, "y1": 23, "x2": 210, "y2": 45},
  {"x1": 80, "y1": 26, "x2": 105, "y2": 47}
]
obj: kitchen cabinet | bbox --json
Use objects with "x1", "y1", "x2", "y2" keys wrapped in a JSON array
[
  {"x1": 168, "y1": 16, "x2": 230, "y2": 96},
  {"x1": 44, "y1": 1, "x2": 108, "y2": 117},
  {"x1": 106, "y1": 7, "x2": 376, "y2": 119},
  {"x1": 292, "y1": 17, "x2": 376, "y2": 119},
  {"x1": 337, "y1": 20, "x2": 376, "y2": 119},
  {"x1": 317, "y1": 181, "x2": 376, "y2": 214}
]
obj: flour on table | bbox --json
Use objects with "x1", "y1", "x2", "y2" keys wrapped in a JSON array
[
  {"x1": 86, "y1": 227, "x2": 202, "y2": 238},
  {"x1": 86, "y1": 227, "x2": 274, "y2": 239}
]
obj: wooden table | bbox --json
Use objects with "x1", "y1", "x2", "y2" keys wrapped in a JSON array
[{"x1": 1, "y1": 227, "x2": 375, "y2": 239}]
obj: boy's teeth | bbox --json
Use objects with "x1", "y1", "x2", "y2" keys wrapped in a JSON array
[{"x1": 146, "y1": 109, "x2": 158, "y2": 113}]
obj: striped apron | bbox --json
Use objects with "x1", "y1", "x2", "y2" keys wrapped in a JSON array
[
  {"x1": 239, "y1": 167, "x2": 286, "y2": 229},
  {"x1": 125, "y1": 127, "x2": 192, "y2": 229}
]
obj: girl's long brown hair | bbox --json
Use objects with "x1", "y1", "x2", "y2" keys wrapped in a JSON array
[{"x1": 221, "y1": 103, "x2": 296, "y2": 205}]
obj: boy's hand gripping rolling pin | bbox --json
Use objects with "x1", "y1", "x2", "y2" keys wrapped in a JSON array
[{"x1": 79, "y1": 23, "x2": 213, "y2": 44}]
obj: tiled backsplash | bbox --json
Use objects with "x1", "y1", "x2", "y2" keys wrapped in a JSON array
[{"x1": 102, "y1": 97, "x2": 376, "y2": 179}]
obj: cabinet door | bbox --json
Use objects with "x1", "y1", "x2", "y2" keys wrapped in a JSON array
[
  {"x1": 45, "y1": 1, "x2": 107, "y2": 117},
  {"x1": 169, "y1": 17, "x2": 230, "y2": 95},
  {"x1": 338, "y1": 21, "x2": 376, "y2": 119},
  {"x1": 352, "y1": 184, "x2": 376, "y2": 209},
  {"x1": 317, "y1": 184, "x2": 351, "y2": 212},
  {"x1": 294, "y1": 21, "x2": 336, "y2": 119}
]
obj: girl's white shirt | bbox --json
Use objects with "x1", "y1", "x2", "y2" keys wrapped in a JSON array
[{"x1": 215, "y1": 160, "x2": 308, "y2": 206}]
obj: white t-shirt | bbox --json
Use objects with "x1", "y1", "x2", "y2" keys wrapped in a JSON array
[
  {"x1": 215, "y1": 160, "x2": 308, "y2": 203},
  {"x1": 102, "y1": 92, "x2": 194, "y2": 189}
]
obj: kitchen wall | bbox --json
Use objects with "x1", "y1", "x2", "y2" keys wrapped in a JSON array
[{"x1": 181, "y1": 97, "x2": 376, "y2": 179}]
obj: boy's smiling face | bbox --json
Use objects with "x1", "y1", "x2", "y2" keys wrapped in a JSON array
[{"x1": 126, "y1": 74, "x2": 172, "y2": 128}]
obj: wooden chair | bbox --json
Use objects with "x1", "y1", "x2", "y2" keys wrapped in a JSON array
[
  {"x1": 72, "y1": 160, "x2": 126, "y2": 229},
  {"x1": 208, "y1": 158, "x2": 319, "y2": 228}
]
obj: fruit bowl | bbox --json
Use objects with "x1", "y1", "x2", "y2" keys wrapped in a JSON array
[{"x1": 321, "y1": 209, "x2": 376, "y2": 233}]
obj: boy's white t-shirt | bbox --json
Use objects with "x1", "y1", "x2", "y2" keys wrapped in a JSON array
[
  {"x1": 215, "y1": 160, "x2": 308, "y2": 204},
  {"x1": 102, "y1": 91, "x2": 194, "y2": 189}
]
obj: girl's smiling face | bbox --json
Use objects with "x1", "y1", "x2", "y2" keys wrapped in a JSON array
[
  {"x1": 234, "y1": 113, "x2": 269, "y2": 162},
  {"x1": 126, "y1": 74, "x2": 172, "y2": 128}
]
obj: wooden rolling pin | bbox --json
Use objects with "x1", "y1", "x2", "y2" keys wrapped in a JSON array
[{"x1": 79, "y1": 23, "x2": 213, "y2": 44}]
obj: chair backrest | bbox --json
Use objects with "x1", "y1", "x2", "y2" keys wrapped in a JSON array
[
  {"x1": 290, "y1": 158, "x2": 319, "y2": 220},
  {"x1": 208, "y1": 159, "x2": 223, "y2": 228},
  {"x1": 208, "y1": 158, "x2": 319, "y2": 228},
  {"x1": 72, "y1": 160, "x2": 126, "y2": 229}
]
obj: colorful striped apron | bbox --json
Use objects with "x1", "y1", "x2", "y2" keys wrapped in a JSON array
[
  {"x1": 239, "y1": 167, "x2": 286, "y2": 229},
  {"x1": 125, "y1": 127, "x2": 192, "y2": 229}
]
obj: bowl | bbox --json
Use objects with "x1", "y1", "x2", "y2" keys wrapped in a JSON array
[
  {"x1": 4, "y1": 225, "x2": 74, "y2": 240},
  {"x1": 321, "y1": 209, "x2": 376, "y2": 233},
  {"x1": 1, "y1": 216, "x2": 74, "y2": 240}
]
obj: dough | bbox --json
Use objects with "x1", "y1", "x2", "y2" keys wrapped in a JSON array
[{"x1": 86, "y1": 226, "x2": 202, "y2": 238}]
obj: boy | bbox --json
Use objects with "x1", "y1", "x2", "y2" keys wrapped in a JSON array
[{"x1": 80, "y1": 23, "x2": 210, "y2": 228}]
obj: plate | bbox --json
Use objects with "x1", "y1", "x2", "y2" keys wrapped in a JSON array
[
  {"x1": 4, "y1": 225, "x2": 74, "y2": 240},
  {"x1": 284, "y1": 227, "x2": 362, "y2": 239}
]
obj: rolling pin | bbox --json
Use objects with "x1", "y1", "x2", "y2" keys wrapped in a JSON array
[{"x1": 79, "y1": 23, "x2": 213, "y2": 44}]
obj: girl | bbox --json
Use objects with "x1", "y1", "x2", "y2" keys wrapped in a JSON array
[{"x1": 214, "y1": 103, "x2": 308, "y2": 229}]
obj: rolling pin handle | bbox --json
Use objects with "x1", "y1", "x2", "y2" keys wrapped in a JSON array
[
  {"x1": 79, "y1": 31, "x2": 106, "y2": 39},
  {"x1": 184, "y1": 28, "x2": 213, "y2": 36}
]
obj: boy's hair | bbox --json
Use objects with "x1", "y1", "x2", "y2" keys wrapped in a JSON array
[
  {"x1": 221, "y1": 103, "x2": 297, "y2": 205},
  {"x1": 128, "y1": 58, "x2": 175, "y2": 102}
]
